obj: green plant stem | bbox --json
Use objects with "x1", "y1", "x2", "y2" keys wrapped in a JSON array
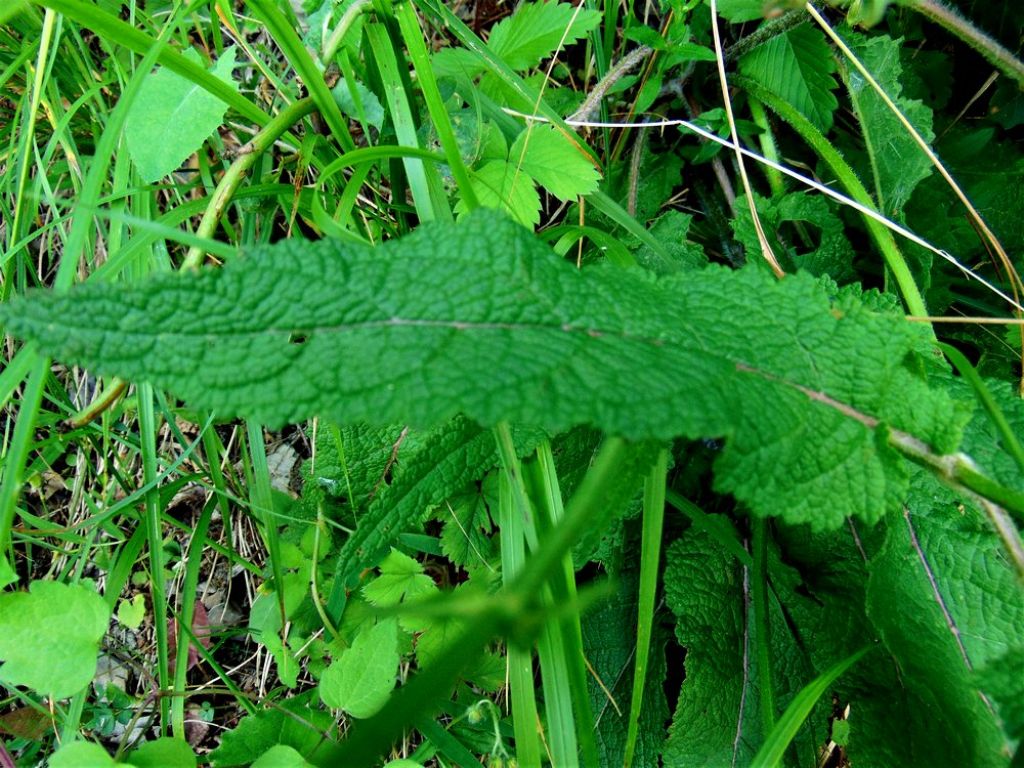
[
  {"x1": 734, "y1": 75, "x2": 928, "y2": 317},
  {"x1": 182, "y1": 97, "x2": 317, "y2": 269},
  {"x1": 623, "y1": 449, "x2": 668, "y2": 768},
  {"x1": 893, "y1": 0, "x2": 1024, "y2": 86},
  {"x1": 724, "y1": 10, "x2": 805, "y2": 61},
  {"x1": 246, "y1": 0, "x2": 355, "y2": 153},
  {"x1": 322, "y1": 0, "x2": 372, "y2": 63},
  {"x1": 747, "y1": 97, "x2": 785, "y2": 198}
]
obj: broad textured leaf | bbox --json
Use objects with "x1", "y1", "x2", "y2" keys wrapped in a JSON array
[
  {"x1": 976, "y1": 646, "x2": 1024, "y2": 740},
  {"x1": 124, "y1": 47, "x2": 238, "y2": 183},
  {"x1": 320, "y1": 618, "x2": 399, "y2": 717},
  {"x1": 487, "y1": 1, "x2": 600, "y2": 70},
  {"x1": 907, "y1": 127, "x2": 1024, "y2": 275},
  {"x1": 209, "y1": 696, "x2": 335, "y2": 767},
  {"x1": 843, "y1": 33, "x2": 935, "y2": 214},
  {"x1": 305, "y1": 422, "x2": 427, "y2": 513},
  {"x1": 865, "y1": 469, "x2": 1022, "y2": 765},
  {"x1": 0, "y1": 210, "x2": 970, "y2": 530},
  {"x1": 0, "y1": 581, "x2": 110, "y2": 698},
  {"x1": 663, "y1": 531, "x2": 760, "y2": 766},
  {"x1": 632, "y1": 210, "x2": 707, "y2": 276},
  {"x1": 510, "y1": 124, "x2": 600, "y2": 200},
  {"x1": 739, "y1": 23, "x2": 839, "y2": 133}
]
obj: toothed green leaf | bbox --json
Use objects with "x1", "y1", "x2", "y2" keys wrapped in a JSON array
[
  {"x1": 487, "y1": 1, "x2": 600, "y2": 70},
  {"x1": 0, "y1": 210, "x2": 969, "y2": 530},
  {"x1": 510, "y1": 124, "x2": 601, "y2": 201},
  {"x1": 125, "y1": 47, "x2": 238, "y2": 183},
  {"x1": 739, "y1": 23, "x2": 839, "y2": 133}
]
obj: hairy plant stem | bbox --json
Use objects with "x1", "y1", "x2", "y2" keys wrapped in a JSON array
[
  {"x1": 894, "y1": 0, "x2": 1024, "y2": 86},
  {"x1": 734, "y1": 76, "x2": 928, "y2": 316},
  {"x1": 182, "y1": 97, "x2": 317, "y2": 269}
]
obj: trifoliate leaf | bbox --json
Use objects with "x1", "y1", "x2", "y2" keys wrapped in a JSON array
[
  {"x1": 0, "y1": 210, "x2": 970, "y2": 530},
  {"x1": 739, "y1": 23, "x2": 839, "y2": 133},
  {"x1": 209, "y1": 696, "x2": 334, "y2": 767},
  {"x1": 0, "y1": 581, "x2": 110, "y2": 699},
  {"x1": 509, "y1": 124, "x2": 600, "y2": 200},
  {"x1": 320, "y1": 618, "x2": 399, "y2": 717},
  {"x1": 842, "y1": 32, "x2": 934, "y2": 215},
  {"x1": 456, "y1": 159, "x2": 541, "y2": 227},
  {"x1": 124, "y1": 47, "x2": 238, "y2": 183},
  {"x1": 487, "y1": 1, "x2": 600, "y2": 70}
]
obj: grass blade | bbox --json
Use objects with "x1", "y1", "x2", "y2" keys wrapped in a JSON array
[
  {"x1": 750, "y1": 645, "x2": 873, "y2": 768},
  {"x1": 623, "y1": 449, "x2": 668, "y2": 768}
]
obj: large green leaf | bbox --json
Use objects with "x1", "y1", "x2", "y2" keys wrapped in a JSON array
[
  {"x1": 0, "y1": 211, "x2": 970, "y2": 530},
  {"x1": 662, "y1": 531, "x2": 761, "y2": 766},
  {"x1": 124, "y1": 47, "x2": 239, "y2": 183},
  {"x1": 865, "y1": 469, "x2": 1022, "y2": 765},
  {"x1": 842, "y1": 32, "x2": 935, "y2": 215},
  {"x1": 739, "y1": 23, "x2": 839, "y2": 133},
  {"x1": 0, "y1": 581, "x2": 110, "y2": 699}
]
